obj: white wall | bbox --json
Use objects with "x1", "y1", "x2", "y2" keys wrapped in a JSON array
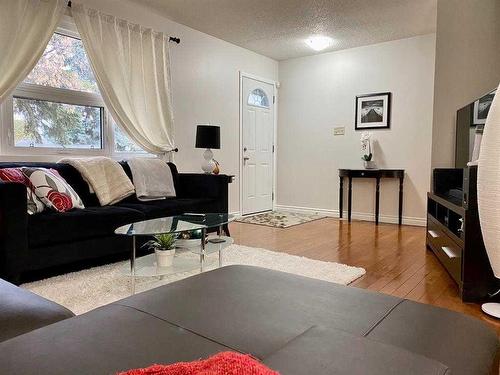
[
  {"x1": 0, "y1": 0, "x2": 278, "y2": 214},
  {"x1": 431, "y1": 0, "x2": 500, "y2": 168},
  {"x1": 276, "y1": 34, "x2": 436, "y2": 225}
]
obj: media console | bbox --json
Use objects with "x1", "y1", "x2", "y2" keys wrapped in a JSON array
[{"x1": 427, "y1": 166, "x2": 495, "y2": 301}]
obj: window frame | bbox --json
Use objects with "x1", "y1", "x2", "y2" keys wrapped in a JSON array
[{"x1": 0, "y1": 15, "x2": 147, "y2": 158}]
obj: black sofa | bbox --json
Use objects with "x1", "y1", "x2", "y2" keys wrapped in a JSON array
[
  {"x1": 0, "y1": 266, "x2": 498, "y2": 374},
  {"x1": 0, "y1": 161, "x2": 232, "y2": 284}
]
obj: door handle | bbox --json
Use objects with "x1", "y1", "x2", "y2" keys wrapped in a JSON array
[{"x1": 243, "y1": 156, "x2": 250, "y2": 161}]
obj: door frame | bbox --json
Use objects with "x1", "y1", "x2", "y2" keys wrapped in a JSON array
[{"x1": 239, "y1": 71, "x2": 278, "y2": 216}]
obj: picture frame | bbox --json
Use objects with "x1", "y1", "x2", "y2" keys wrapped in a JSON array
[
  {"x1": 473, "y1": 88, "x2": 496, "y2": 125},
  {"x1": 355, "y1": 92, "x2": 391, "y2": 130}
]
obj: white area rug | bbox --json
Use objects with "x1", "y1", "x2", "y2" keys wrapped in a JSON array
[{"x1": 22, "y1": 244, "x2": 365, "y2": 315}]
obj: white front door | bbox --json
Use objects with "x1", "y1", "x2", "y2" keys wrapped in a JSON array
[{"x1": 241, "y1": 76, "x2": 274, "y2": 215}]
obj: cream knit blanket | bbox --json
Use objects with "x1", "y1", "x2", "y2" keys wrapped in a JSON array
[{"x1": 59, "y1": 157, "x2": 135, "y2": 206}]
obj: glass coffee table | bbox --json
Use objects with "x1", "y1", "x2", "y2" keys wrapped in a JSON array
[{"x1": 115, "y1": 213, "x2": 235, "y2": 293}]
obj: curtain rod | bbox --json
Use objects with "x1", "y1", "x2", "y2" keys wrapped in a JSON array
[{"x1": 66, "y1": 1, "x2": 181, "y2": 44}]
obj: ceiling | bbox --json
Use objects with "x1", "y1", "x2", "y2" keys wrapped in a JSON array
[{"x1": 134, "y1": 0, "x2": 437, "y2": 61}]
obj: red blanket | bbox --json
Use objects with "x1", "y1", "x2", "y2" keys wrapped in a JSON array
[{"x1": 118, "y1": 352, "x2": 279, "y2": 375}]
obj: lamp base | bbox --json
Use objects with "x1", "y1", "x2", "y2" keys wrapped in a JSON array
[
  {"x1": 481, "y1": 303, "x2": 500, "y2": 318},
  {"x1": 201, "y1": 148, "x2": 215, "y2": 174}
]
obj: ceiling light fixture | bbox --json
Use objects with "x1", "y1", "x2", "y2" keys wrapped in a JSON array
[{"x1": 305, "y1": 35, "x2": 333, "y2": 51}]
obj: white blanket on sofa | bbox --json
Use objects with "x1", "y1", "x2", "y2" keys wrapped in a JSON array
[
  {"x1": 59, "y1": 157, "x2": 135, "y2": 206},
  {"x1": 127, "y1": 157, "x2": 176, "y2": 201}
]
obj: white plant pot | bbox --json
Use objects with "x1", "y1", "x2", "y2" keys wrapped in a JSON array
[
  {"x1": 155, "y1": 248, "x2": 176, "y2": 267},
  {"x1": 364, "y1": 160, "x2": 376, "y2": 169}
]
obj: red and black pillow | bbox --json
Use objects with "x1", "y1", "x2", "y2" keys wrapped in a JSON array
[
  {"x1": 22, "y1": 168, "x2": 85, "y2": 213},
  {"x1": 0, "y1": 168, "x2": 44, "y2": 214}
]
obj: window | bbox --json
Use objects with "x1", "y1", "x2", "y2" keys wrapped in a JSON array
[
  {"x1": 23, "y1": 33, "x2": 99, "y2": 94},
  {"x1": 1, "y1": 18, "x2": 146, "y2": 156},
  {"x1": 248, "y1": 88, "x2": 270, "y2": 108},
  {"x1": 13, "y1": 97, "x2": 102, "y2": 149},
  {"x1": 114, "y1": 122, "x2": 145, "y2": 153}
]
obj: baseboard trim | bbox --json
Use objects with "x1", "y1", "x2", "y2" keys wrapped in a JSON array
[
  {"x1": 229, "y1": 211, "x2": 242, "y2": 218},
  {"x1": 274, "y1": 204, "x2": 426, "y2": 227}
]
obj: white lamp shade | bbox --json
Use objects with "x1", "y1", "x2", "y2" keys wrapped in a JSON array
[{"x1": 477, "y1": 84, "x2": 500, "y2": 278}]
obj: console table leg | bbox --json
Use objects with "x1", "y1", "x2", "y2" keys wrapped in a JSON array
[
  {"x1": 219, "y1": 224, "x2": 223, "y2": 268},
  {"x1": 399, "y1": 177, "x2": 404, "y2": 225},
  {"x1": 348, "y1": 177, "x2": 352, "y2": 222},
  {"x1": 375, "y1": 177, "x2": 380, "y2": 225},
  {"x1": 131, "y1": 237, "x2": 136, "y2": 294},
  {"x1": 200, "y1": 228, "x2": 206, "y2": 273},
  {"x1": 339, "y1": 177, "x2": 343, "y2": 218}
]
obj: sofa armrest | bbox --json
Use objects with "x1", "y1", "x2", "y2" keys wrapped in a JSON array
[
  {"x1": 0, "y1": 278, "x2": 74, "y2": 342},
  {"x1": 0, "y1": 181, "x2": 29, "y2": 283},
  {"x1": 177, "y1": 174, "x2": 233, "y2": 212}
]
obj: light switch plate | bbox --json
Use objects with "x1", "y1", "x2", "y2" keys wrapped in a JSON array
[{"x1": 334, "y1": 127, "x2": 345, "y2": 135}]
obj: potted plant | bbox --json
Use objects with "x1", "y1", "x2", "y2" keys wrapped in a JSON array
[
  {"x1": 360, "y1": 131, "x2": 376, "y2": 169},
  {"x1": 143, "y1": 233, "x2": 177, "y2": 267}
]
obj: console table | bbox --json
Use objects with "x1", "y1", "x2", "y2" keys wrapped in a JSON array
[{"x1": 339, "y1": 169, "x2": 405, "y2": 225}]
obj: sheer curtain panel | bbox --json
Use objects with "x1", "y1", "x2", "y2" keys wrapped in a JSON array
[
  {"x1": 72, "y1": 3, "x2": 176, "y2": 156},
  {"x1": 0, "y1": 0, "x2": 65, "y2": 102}
]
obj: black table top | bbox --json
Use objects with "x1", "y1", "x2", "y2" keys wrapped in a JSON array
[{"x1": 339, "y1": 169, "x2": 404, "y2": 178}]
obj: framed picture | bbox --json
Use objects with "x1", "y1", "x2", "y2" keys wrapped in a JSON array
[
  {"x1": 355, "y1": 92, "x2": 391, "y2": 130},
  {"x1": 473, "y1": 89, "x2": 496, "y2": 125}
]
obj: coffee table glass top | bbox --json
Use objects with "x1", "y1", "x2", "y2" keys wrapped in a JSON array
[{"x1": 115, "y1": 213, "x2": 234, "y2": 236}]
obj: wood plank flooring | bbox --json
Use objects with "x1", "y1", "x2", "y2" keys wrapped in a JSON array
[{"x1": 229, "y1": 217, "x2": 500, "y2": 334}]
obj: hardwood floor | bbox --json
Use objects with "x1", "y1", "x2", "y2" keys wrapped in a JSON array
[{"x1": 229, "y1": 217, "x2": 500, "y2": 335}]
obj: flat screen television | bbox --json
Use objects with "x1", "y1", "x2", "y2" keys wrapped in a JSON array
[{"x1": 455, "y1": 87, "x2": 497, "y2": 168}]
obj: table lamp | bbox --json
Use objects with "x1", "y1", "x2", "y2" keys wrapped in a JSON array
[{"x1": 195, "y1": 125, "x2": 220, "y2": 174}]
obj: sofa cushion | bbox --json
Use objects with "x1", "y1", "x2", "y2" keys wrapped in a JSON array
[
  {"x1": 0, "y1": 304, "x2": 230, "y2": 375},
  {"x1": 0, "y1": 278, "x2": 74, "y2": 343},
  {"x1": 117, "y1": 198, "x2": 217, "y2": 219},
  {"x1": 28, "y1": 206, "x2": 144, "y2": 248},
  {"x1": 263, "y1": 327, "x2": 450, "y2": 375}
]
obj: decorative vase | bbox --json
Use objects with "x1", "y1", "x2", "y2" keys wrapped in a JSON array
[
  {"x1": 213, "y1": 160, "x2": 220, "y2": 175},
  {"x1": 155, "y1": 248, "x2": 176, "y2": 267},
  {"x1": 364, "y1": 160, "x2": 376, "y2": 169},
  {"x1": 477, "y1": 85, "x2": 500, "y2": 317}
]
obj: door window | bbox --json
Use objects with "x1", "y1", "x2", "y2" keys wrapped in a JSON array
[{"x1": 248, "y1": 88, "x2": 270, "y2": 108}]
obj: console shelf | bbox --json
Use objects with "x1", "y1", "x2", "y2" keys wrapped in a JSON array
[{"x1": 426, "y1": 167, "x2": 494, "y2": 302}]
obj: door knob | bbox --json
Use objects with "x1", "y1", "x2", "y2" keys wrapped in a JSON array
[{"x1": 243, "y1": 147, "x2": 247, "y2": 152}]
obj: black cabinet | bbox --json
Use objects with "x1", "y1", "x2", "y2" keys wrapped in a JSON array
[{"x1": 427, "y1": 166, "x2": 495, "y2": 302}]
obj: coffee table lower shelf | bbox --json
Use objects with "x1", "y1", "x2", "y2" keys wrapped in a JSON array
[{"x1": 123, "y1": 236, "x2": 234, "y2": 293}]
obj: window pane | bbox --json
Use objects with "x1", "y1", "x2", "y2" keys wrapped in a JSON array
[
  {"x1": 24, "y1": 33, "x2": 98, "y2": 93},
  {"x1": 13, "y1": 97, "x2": 102, "y2": 149},
  {"x1": 248, "y1": 88, "x2": 269, "y2": 108},
  {"x1": 114, "y1": 124, "x2": 145, "y2": 152}
]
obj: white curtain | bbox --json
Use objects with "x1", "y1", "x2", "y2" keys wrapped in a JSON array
[
  {"x1": 71, "y1": 3, "x2": 176, "y2": 156},
  {"x1": 0, "y1": 0, "x2": 65, "y2": 103}
]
